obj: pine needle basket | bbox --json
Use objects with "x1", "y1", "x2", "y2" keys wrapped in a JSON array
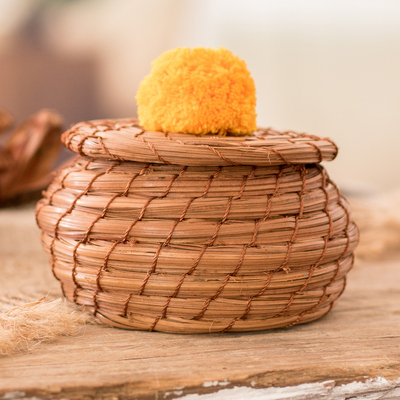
[{"x1": 36, "y1": 118, "x2": 359, "y2": 333}]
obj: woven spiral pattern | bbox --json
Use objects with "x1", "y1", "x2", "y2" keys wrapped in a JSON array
[
  {"x1": 36, "y1": 119, "x2": 358, "y2": 333},
  {"x1": 61, "y1": 119, "x2": 338, "y2": 167}
]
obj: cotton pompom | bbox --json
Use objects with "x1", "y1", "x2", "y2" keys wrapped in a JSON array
[{"x1": 136, "y1": 47, "x2": 257, "y2": 135}]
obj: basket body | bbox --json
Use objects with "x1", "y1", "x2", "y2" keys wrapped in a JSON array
[{"x1": 36, "y1": 119, "x2": 358, "y2": 333}]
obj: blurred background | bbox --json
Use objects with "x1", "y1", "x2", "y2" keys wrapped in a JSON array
[{"x1": 0, "y1": 0, "x2": 399, "y2": 192}]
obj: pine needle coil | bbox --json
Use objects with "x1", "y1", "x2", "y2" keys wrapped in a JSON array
[{"x1": 36, "y1": 118, "x2": 358, "y2": 333}]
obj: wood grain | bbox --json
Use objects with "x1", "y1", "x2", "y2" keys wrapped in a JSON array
[{"x1": 0, "y1": 257, "x2": 399, "y2": 399}]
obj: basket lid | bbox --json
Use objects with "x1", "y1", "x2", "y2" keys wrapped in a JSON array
[{"x1": 62, "y1": 118, "x2": 338, "y2": 166}]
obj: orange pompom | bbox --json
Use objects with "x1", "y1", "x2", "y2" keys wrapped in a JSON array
[{"x1": 136, "y1": 47, "x2": 257, "y2": 135}]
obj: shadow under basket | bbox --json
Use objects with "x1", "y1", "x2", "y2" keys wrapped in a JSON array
[{"x1": 36, "y1": 119, "x2": 359, "y2": 333}]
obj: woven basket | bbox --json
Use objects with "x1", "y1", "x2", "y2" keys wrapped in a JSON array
[{"x1": 36, "y1": 118, "x2": 358, "y2": 333}]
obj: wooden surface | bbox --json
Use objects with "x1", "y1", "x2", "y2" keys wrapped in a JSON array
[{"x1": 1, "y1": 253, "x2": 400, "y2": 399}]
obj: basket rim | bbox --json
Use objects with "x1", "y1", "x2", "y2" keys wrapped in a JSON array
[{"x1": 61, "y1": 118, "x2": 338, "y2": 167}]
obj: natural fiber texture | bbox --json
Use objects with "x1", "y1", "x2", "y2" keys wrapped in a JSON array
[
  {"x1": 0, "y1": 205, "x2": 95, "y2": 357},
  {"x1": 0, "y1": 297, "x2": 90, "y2": 356},
  {"x1": 136, "y1": 47, "x2": 257, "y2": 135},
  {"x1": 62, "y1": 119, "x2": 338, "y2": 166},
  {"x1": 37, "y1": 120, "x2": 358, "y2": 333}
]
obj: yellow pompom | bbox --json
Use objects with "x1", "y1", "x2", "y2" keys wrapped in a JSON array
[{"x1": 136, "y1": 47, "x2": 257, "y2": 135}]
